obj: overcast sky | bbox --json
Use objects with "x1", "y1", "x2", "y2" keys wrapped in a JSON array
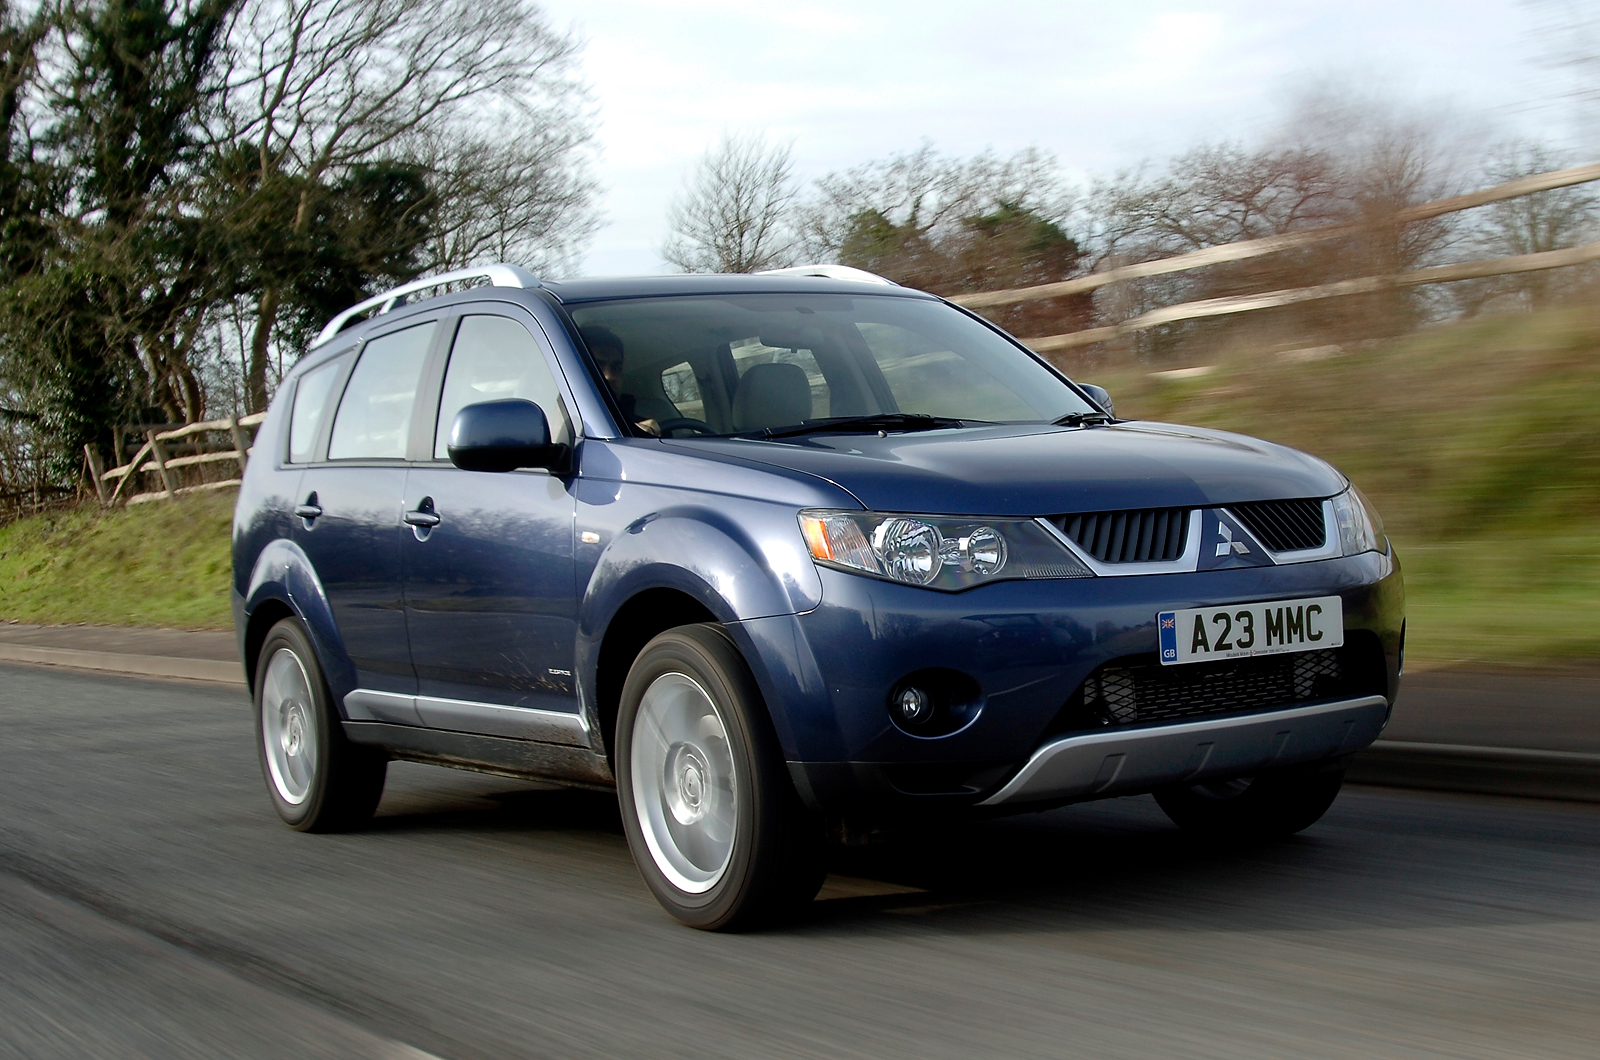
[{"x1": 536, "y1": 0, "x2": 1587, "y2": 276}]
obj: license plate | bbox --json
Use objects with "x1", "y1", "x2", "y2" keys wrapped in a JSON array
[{"x1": 1157, "y1": 595, "x2": 1343, "y2": 666}]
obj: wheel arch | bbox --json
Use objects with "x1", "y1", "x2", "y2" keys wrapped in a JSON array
[
  {"x1": 591, "y1": 587, "x2": 720, "y2": 762},
  {"x1": 241, "y1": 537, "x2": 355, "y2": 706},
  {"x1": 242, "y1": 597, "x2": 297, "y2": 693}
]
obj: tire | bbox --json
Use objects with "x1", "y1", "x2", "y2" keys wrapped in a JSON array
[
  {"x1": 255, "y1": 618, "x2": 387, "y2": 832},
  {"x1": 615, "y1": 624, "x2": 825, "y2": 931},
  {"x1": 1154, "y1": 758, "x2": 1346, "y2": 841}
]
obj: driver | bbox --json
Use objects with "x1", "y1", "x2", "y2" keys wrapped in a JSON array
[{"x1": 580, "y1": 325, "x2": 660, "y2": 437}]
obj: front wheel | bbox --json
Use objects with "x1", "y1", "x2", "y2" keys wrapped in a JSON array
[
  {"x1": 1154, "y1": 759, "x2": 1346, "y2": 840},
  {"x1": 616, "y1": 624, "x2": 824, "y2": 930},
  {"x1": 255, "y1": 618, "x2": 387, "y2": 832}
]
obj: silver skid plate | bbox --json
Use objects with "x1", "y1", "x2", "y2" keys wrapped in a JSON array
[{"x1": 980, "y1": 695, "x2": 1389, "y2": 806}]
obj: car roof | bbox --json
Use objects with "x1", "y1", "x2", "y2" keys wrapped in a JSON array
[
  {"x1": 536, "y1": 273, "x2": 938, "y2": 304},
  {"x1": 298, "y1": 269, "x2": 943, "y2": 370}
]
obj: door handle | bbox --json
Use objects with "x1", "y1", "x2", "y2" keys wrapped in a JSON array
[
  {"x1": 404, "y1": 497, "x2": 441, "y2": 535},
  {"x1": 294, "y1": 493, "x2": 322, "y2": 524}
]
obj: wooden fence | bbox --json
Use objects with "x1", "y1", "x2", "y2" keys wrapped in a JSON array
[
  {"x1": 85, "y1": 412, "x2": 265, "y2": 506},
  {"x1": 945, "y1": 161, "x2": 1600, "y2": 351},
  {"x1": 62, "y1": 165, "x2": 1600, "y2": 506}
]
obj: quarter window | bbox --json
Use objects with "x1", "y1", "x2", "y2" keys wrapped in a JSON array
[
  {"x1": 328, "y1": 322, "x2": 436, "y2": 460},
  {"x1": 288, "y1": 356, "x2": 344, "y2": 463},
  {"x1": 434, "y1": 315, "x2": 572, "y2": 459}
]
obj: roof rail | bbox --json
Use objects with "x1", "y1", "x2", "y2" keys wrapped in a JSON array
[
  {"x1": 311, "y1": 264, "x2": 540, "y2": 348},
  {"x1": 755, "y1": 263, "x2": 896, "y2": 285}
]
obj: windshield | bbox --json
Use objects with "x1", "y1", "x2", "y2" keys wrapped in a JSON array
[{"x1": 567, "y1": 293, "x2": 1096, "y2": 437}]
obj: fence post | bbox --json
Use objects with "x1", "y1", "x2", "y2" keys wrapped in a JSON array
[
  {"x1": 83, "y1": 445, "x2": 109, "y2": 505},
  {"x1": 146, "y1": 429, "x2": 177, "y2": 497},
  {"x1": 228, "y1": 414, "x2": 250, "y2": 475}
]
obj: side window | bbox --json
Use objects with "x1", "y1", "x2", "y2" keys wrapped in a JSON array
[
  {"x1": 434, "y1": 314, "x2": 572, "y2": 459},
  {"x1": 730, "y1": 337, "x2": 829, "y2": 419},
  {"x1": 660, "y1": 361, "x2": 704, "y2": 420},
  {"x1": 328, "y1": 322, "x2": 436, "y2": 460},
  {"x1": 288, "y1": 356, "x2": 344, "y2": 463}
]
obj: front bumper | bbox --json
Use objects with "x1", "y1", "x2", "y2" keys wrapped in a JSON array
[
  {"x1": 733, "y1": 547, "x2": 1403, "y2": 818},
  {"x1": 978, "y1": 694, "x2": 1388, "y2": 807}
]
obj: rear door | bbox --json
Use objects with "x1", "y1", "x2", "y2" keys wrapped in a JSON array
[
  {"x1": 401, "y1": 309, "x2": 583, "y2": 742},
  {"x1": 292, "y1": 318, "x2": 440, "y2": 711}
]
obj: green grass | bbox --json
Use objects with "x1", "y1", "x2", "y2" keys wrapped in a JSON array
[
  {"x1": 1087, "y1": 305, "x2": 1600, "y2": 668},
  {"x1": 2, "y1": 305, "x2": 1597, "y2": 663},
  {"x1": 0, "y1": 490, "x2": 234, "y2": 629}
]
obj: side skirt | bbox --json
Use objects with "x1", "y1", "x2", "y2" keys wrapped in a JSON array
[{"x1": 342, "y1": 721, "x2": 615, "y2": 788}]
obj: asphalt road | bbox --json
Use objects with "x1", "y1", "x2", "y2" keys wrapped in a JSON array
[{"x1": 2, "y1": 664, "x2": 1598, "y2": 1060}]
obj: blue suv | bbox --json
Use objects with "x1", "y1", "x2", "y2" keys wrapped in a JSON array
[{"x1": 233, "y1": 263, "x2": 1404, "y2": 930}]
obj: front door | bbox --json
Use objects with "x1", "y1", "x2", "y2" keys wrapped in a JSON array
[{"x1": 401, "y1": 311, "x2": 581, "y2": 741}]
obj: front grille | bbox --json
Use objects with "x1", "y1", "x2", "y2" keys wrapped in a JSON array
[
  {"x1": 1054, "y1": 508, "x2": 1189, "y2": 564},
  {"x1": 1229, "y1": 498, "x2": 1326, "y2": 552},
  {"x1": 1048, "y1": 635, "x2": 1386, "y2": 736}
]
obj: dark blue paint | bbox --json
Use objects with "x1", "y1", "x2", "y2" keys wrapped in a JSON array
[
  {"x1": 402, "y1": 466, "x2": 579, "y2": 711},
  {"x1": 290, "y1": 466, "x2": 413, "y2": 695},
  {"x1": 233, "y1": 272, "x2": 1405, "y2": 820},
  {"x1": 664, "y1": 420, "x2": 1345, "y2": 516}
]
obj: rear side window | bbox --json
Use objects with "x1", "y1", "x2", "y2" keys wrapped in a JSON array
[
  {"x1": 730, "y1": 337, "x2": 829, "y2": 419},
  {"x1": 328, "y1": 322, "x2": 437, "y2": 460},
  {"x1": 288, "y1": 356, "x2": 343, "y2": 463},
  {"x1": 660, "y1": 361, "x2": 704, "y2": 420},
  {"x1": 434, "y1": 315, "x2": 572, "y2": 459}
]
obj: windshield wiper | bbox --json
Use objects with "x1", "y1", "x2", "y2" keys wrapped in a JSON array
[
  {"x1": 750, "y1": 413, "x2": 972, "y2": 440},
  {"x1": 1052, "y1": 411, "x2": 1113, "y2": 427}
]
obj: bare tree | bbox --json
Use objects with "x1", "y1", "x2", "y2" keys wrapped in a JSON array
[
  {"x1": 1454, "y1": 141, "x2": 1600, "y2": 311},
  {"x1": 793, "y1": 143, "x2": 1085, "y2": 331},
  {"x1": 1475, "y1": 141, "x2": 1599, "y2": 257},
  {"x1": 414, "y1": 124, "x2": 599, "y2": 276},
  {"x1": 1086, "y1": 145, "x2": 1343, "y2": 263},
  {"x1": 218, "y1": 0, "x2": 594, "y2": 410},
  {"x1": 662, "y1": 133, "x2": 797, "y2": 273},
  {"x1": 799, "y1": 142, "x2": 1071, "y2": 264}
]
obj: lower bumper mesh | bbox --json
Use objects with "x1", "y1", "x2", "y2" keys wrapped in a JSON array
[{"x1": 1052, "y1": 636, "x2": 1386, "y2": 735}]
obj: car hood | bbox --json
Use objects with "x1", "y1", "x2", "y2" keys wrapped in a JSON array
[{"x1": 665, "y1": 421, "x2": 1345, "y2": 516}]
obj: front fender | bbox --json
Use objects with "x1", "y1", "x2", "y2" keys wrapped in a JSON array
[
  {"x1": 574, "y1": 504, "x2": 825, "y2": 753},
  {"x1": 578, "y1": 505, "x2": 821, "y2": 639},
  {"x1": 243, "y1": 537, "x2": 357, "y2": 708}
]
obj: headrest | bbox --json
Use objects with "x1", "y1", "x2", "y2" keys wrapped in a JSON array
[{"x1": 732, "y1": 362, "x2": 812, "y2": 432}]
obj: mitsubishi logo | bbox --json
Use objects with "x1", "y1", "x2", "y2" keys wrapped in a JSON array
[{"x1": 1216, "y1": 521, "x2": 1250, "y2": 557}]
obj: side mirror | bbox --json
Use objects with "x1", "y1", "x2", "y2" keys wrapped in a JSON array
[
  {"x1": 447, "y1": 399, "x2": 567, "y2": 473},
  {"x1": 1079, "y1": 383, "x2": 1115, "y2": 419}
]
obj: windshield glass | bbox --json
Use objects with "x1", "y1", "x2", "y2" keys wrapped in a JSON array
[{"x1": 568, "y1": 293, "x2": 1095, "y2": 436}]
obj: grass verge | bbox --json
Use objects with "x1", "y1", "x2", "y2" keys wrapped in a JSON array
[
  {"x1": 1, "y1": 305, "x2": 1596, "y2": 665},
  {"x1": 0, "y1": 490, "x2": 234, "y2": 629}
]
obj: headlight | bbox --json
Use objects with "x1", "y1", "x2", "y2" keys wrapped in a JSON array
[
  {"x1": 799, "y1": 509, "x2": 1092, "y2": 590},
  {"x1": 1331, "y1": 486, "x2": 1386, "y2": 556}
]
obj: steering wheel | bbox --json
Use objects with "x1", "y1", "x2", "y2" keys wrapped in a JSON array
[{"x1": 655, "y1": 417, "x2": 718, "y2": 437}]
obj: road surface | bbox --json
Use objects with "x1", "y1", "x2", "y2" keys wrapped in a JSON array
[{"x1": 2, "y1": 664, "x2": 1597, "y2": 1059}]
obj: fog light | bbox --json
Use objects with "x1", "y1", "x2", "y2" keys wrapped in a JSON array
[{"x1": 896, "y1": 686, "x2": 933, "y2": 725}]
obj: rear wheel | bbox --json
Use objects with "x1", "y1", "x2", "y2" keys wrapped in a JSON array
[
  {"x1": 616, "y1": 624, "x2": 824, "y2": 930},
  {"x1": 255, "y1": 618, "x2": 387, "y2": 832},
  {"x1": 1154, "y1": 759, "x2": 1346, "y2": 840}
]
